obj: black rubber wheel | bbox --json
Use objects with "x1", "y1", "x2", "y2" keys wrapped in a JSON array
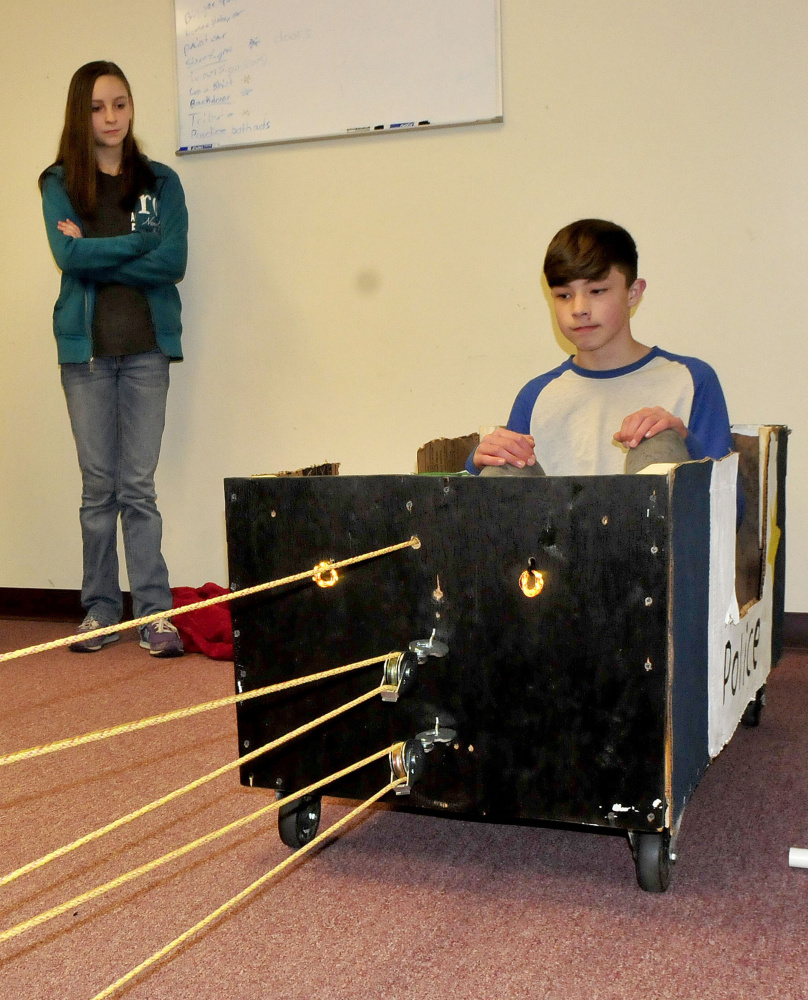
[
  {"x1": 635, "y1": 832, "x2": 672, "y2": 893},
  {"x1": 741, "y1": 685, "x2": 766, "y2": 728},
  {"x1": 277, "y1": 794, "x2": 321, "y2": 849}
]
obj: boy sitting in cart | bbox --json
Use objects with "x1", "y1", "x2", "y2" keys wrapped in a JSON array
[{"x1": 466, "y1": 219, "x2": 734, "y2": 477}]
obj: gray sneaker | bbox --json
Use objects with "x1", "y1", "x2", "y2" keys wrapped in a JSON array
[
  {"x1": 70, "y1": 615, "x2": 120, "y2": 653},
  {"x1": 139, "y1": 618, "x2": 185, "y2": 657}
]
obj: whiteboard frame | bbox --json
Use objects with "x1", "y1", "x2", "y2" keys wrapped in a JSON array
[{"x1": 173, "y1": 0, "x2": 503, "y2": 155}]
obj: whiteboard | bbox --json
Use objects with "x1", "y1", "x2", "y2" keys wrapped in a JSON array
[{"x1": 173, "y1": 0, "x2": 502, "y2": 153}]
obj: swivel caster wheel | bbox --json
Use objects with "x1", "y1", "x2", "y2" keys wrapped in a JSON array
[
  {"x1": 277, "y1": 793, "x2": 322, "y2": 849},
  {"x1": 741, "y1": 685, "x2": 766, "y2": 728},
  {"x1": 634, "y1": 831, "x2": 673, "y2": 893}
]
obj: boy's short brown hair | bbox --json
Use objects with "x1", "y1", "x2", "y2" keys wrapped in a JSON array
[{"x1": 543, "y1": 219, "x2": 638, "y2": 287}]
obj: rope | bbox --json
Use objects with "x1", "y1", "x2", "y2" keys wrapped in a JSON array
[
  {"x1": 0, "y1": 652, "x2": 394, "y2": 769},
  {"x1": 90, "y1": 777, "x2": 404, "y2": 1000},
  {"x1": 0, "y1": 685, "x2": 393, "y2": 889},
  {"x1": 0, "y1": 536, "x2": 420, "y2": 664},
  {"x1": 0, "y1": 744, "x2": 402, "y2": 946}
]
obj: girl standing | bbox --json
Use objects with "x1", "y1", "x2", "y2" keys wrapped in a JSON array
[{"x1": 40, "y1": 61, "x2": 187, "y2": 656}]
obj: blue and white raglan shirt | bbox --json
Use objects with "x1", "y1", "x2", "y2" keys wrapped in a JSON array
[{"x1": 466, "y1": 347, "x2": 734, "y2": 476}]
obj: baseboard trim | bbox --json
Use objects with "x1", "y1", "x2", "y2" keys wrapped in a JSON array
[
  {"x1": 784, "y1": 612, "x2": 808, "y2": 650},
  {"x1": 0, "y1": 588, "x2": 133, "y2": 623}
]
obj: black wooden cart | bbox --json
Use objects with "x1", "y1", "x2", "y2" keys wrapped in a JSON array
[{"x1": 225, "y1": 431, "x2": 786, "y2": 892}]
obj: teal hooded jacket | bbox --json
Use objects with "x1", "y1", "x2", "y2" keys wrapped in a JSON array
[{"x1": 41, "y1": 161, "x2": 188, "y2": 363}]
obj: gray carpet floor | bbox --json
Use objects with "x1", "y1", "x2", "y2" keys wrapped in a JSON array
[{"x1": 1, "y1": 619, "x2": 806, "y2": 999}]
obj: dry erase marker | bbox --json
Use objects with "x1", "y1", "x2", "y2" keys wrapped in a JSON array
[{"x1": 390, "y1": 122, "x2": 414, "y2": 129}]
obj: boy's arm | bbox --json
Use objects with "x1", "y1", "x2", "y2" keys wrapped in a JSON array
[
  {"x1": 465, "y1": 386, "x2": 537, "y2": 474},
  {"x1": 680, "y1": 362, "x2": 734, "y2": 460},
  {"x1": 613, "y1": 362, "x2": 733, "y2": 461},
  {"x1": 471, "y1": 428, "x2": 537, "y2": 470},
  {"x1": 613, "y1": 407, "x2": 687, "y2": 449}
]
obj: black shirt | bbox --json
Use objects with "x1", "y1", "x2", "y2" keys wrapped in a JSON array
[{"x1": 82, "y1": 172, "x2": 156, "y2": 357}]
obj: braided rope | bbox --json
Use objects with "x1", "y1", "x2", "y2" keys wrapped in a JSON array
[
  {"x1": 0, "y1": 743, "x2": 401, "y2": 947},
  {"x1": 90, "y1": 776, "x2": 404, "y2": 1000},
  {"x1": 0, "y1": 536, "x2": 420, "y2": 664},
  {"x1": 0, "y1": 685, "x2": 393, "y2": 889},
  {"x1": 0, "y1": 652, "x2": 394, "y2": 769}
]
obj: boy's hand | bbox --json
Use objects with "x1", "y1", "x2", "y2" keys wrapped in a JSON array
[
  {"x1": 614, "y1": 407, "x2": 687, "y2": 449},
  {"x1": 473, "y1": 428, "x2": 537, "y2": 469}
]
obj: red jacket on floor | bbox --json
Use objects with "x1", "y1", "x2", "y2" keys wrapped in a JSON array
[{"x1": 171, "y1": 583, "x2": 233, "y2": 660}]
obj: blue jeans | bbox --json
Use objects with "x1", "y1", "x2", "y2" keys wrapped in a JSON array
[{"x1": 61, "y1": 350, "x2": 172, "y2": 624}]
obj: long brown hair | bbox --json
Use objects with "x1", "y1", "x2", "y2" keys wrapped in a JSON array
[{"x1": 39, "y1": 61, "x2": 155, "y2": 219}]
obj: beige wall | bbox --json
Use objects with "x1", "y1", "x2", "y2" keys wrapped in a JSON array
[{"x1": 2, "y1": 1, "x2": 806, "y2": 609}]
